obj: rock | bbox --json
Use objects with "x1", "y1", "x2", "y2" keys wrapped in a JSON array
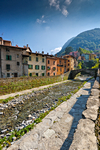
[
  {"x1": 43, "y1": 129, "x2": 55, "y2": 139},
  {"x1": 69, "y1": 119, "x2": 97, "y2": 150},
  {"x1": 12, "y1": 137, "x2": 16, "y2": 141},
  {"x1": 1, "y1": 129, "x2": 7, "y2": 133},
  {"x1": 0, "y1": 112, "x2": 3, "y2": 115},
  {"x1": 82, "y1": 108, "x2": 98, "y2": 121}
]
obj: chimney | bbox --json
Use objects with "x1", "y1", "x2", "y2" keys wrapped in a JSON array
[
  {"x1": 27, "y1": 44, "x2": 28, "y2": 48},
  {"x1": 36, "y1": 51, "x2": 37, "y2": 53},
  {"x1": 42, "y1": 51, "x2": 44, "y2": 54},
  {"x1": 47, "y1": 53, "x2": 49, "y2": 55}
]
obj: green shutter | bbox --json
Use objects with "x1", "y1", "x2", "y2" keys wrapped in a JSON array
[
  {"x1": 31, "y1": 65, "x2": 33, "y2": 69},
  {"x1": 10, "y1": 55, "x2": 12, "y2": 60},
  {"x1": 6, "y1": 55, "x2": 8, "y2": 60}
]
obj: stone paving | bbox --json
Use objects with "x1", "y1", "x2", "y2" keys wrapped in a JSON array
[{"x1": 7, "y1": 79, "x2": 95, "y2": 150}]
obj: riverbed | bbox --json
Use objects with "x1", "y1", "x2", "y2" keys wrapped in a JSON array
[{"x1": 0, "y1": 78, "x2": 89, "y2": 135}]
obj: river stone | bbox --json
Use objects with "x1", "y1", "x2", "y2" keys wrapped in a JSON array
[
  {"x1": 43, "y1": 129, "x2": 55, "y2": 139},
  {"x1": 0, "y1": 112, "x2": 3, "y2": 115}
]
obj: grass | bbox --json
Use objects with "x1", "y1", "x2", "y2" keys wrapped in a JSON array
[
  {"x1": 0, "y1": 75, "x2": 69, "y2": 96},
  {"x1": 0, "y1": 97, "x2": 14, "y2": 103},
  {"x1": 0, "y1": 80, "x2": 87, "y2": 149}
]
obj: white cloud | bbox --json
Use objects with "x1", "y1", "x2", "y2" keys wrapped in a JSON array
[
  {"x1": 42, "y1": 15, "x2": 44, "y2": 19},
  {"x1": 65, "y1": 0, "x2": 72, "y2": 5},
  {"x1": 51, "y1": 47, "x2": 62, "y2": 54},
  {"x1": 36, "y1": 15, "x2": 46, "y2": 24},
  {"x1": 49, "y1": 0, "x2": 61, "y2": 11},
  {"x1": 49, "y1": 0, "x2": 70, "y2": 17},
  {"x1": 62, "y1": 6, "x2": 68, "y2": 17}
]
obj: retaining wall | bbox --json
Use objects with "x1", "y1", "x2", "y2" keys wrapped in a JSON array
[{"x1": 69, "y1": 77, "x2": 99, "y2": 150}]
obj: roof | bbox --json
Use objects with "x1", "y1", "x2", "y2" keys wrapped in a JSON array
[{"x1": 0, "y1": 44, "x2": 27, "y2": 50}]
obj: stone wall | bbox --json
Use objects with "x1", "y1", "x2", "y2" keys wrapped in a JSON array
[{"x1": 69, "y1": 78, "x2": 99, "y2": 150}]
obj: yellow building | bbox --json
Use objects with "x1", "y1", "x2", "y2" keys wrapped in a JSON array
[
  {"x1": 28, "y1": 51, "x2": 46, "y2": 76},
  {"x1": 63, "y1": 55, "x2": 74, "y2": 71},
  {"x1": 89, "y1": 53, "x2": 96, "y2": 60}
]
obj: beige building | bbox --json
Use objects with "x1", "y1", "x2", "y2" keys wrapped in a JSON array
[
  {"x1": 0, "y1": 37, "x2": 31, "y2": 78},
  {"x1": 28, "y1": 51, "x2": 46, "y2": 76}
]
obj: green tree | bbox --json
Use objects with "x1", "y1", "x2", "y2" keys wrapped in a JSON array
[
  {"x1": 65, "y1": 47, "x2": 73, "y2": 54},
  {"x1": 77, "y1": 61, "x2": 82, "y2": 69}
]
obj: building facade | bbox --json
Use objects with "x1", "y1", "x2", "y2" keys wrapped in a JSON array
[
  {"x1": 28, "y1": 51, "x2": 46, "y2": 76},
  {"x1": 0, "y1": 37, "x2": 31, "y2": 78},
  {"x1": 63, "y1": 55, "x2": 74, "y2": 71},
  {"x1": 46, "y1": 56, "x2": 57, "y2": 76}
]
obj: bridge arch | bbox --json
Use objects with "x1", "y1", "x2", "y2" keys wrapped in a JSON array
[{"x1": 68, "y1": 69, "x2": 98, "y2": 79}]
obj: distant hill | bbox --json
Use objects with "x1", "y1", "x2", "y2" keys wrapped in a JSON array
[
  {"x1": 56, "y1": 37, "x2": 75, "y2": 57},
  {"x1": 57, "y1": 28, "x2": 100, "y2": 56}
]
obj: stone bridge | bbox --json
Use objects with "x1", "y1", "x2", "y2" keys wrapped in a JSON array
[{"x1": 68, "y1": 68, "x2": 98, "y2": 79}]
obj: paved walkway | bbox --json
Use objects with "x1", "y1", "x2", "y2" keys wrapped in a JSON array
[
  {"x1": 0, "y1": 80, "x2": 69, "y2": 100},
  {"x1": 7, "y1": 79, "x2": 94, "y2": 150}
]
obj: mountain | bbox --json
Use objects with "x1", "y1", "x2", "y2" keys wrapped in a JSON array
[
  {"x1": 57, "y1": 28, "x2": 100, "y2": 56},
  {"x1": 56, "y1": 37, "x2": 75, "y2": 57}
]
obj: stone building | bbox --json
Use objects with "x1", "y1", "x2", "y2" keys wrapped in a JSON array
[
  {"x1": 63, "y1": 55, "x2": 74, "y2": 71},
  {"x1": 56, "y1": 57, "x2": 67, "y2": 75},
  {"x1": 46, "y1": 55, "x2": 57, "y2": 76},
  {"x1": 28, "y1": 51, "x2": 46, "y2": 76},
  {"x1": 0, "y1": 37, "x2": 31, "y2": 78}
]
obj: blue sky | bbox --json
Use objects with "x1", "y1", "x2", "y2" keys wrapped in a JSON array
[{"x1": 0, "y1": 0, "x2": 100, "y2": 54}]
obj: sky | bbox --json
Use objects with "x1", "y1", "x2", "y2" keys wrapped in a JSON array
[{"x1": 0, "y1": 0, "x2": 100, "y2": 54}]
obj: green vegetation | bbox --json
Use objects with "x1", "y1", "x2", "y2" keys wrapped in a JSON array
[
  {"x1": 0, "y1": 80, "x2": 87, "y2": 149},
  {"x1": 68, "y1": 28, "x2": 100, "y2": 51},
  {"x1": 57, "y1": 28, "x2": 100, "y2": 56},
  {"x1": 78, "y1": 47, "x2": 93, "y2": 54},
  {"x1": 65, "y1": 47, "x2": 73, "y2": 54},
  {"x1": 77, "y1": 58, "x2": 99, "y2": 69},
  {"x1": 92, "y1": 58, "x2": 99, "y2": 69},
  {"x1": 0, "y1": 75, "x2": 69, "y2": 97},
  {"x1": 0, "y1": 97, "x2": 14, "y2": 103}
]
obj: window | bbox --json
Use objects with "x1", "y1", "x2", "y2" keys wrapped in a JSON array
[
  {"x1": 48, "y1": 60, "x2": 50, "y2": 64},
  {"x1": 47, "y1": 72, "x2": 50, "y2": 76},
  {"x1": 28, "y1": 65, "x2": 33, "y2": 69},
  {"x1": 64, "y1": 60, "x2": 66, "y2": 63},
  {"x1": 36, "y1": 73, "x2": 38, "y2": 76},
  {"x1": 7, "y1": 73, "x2": 10, "y2": 77},
  {"x1": 53, "y1": 73, "x2": 55, "y2": 76},
  {"x1": 17, "y1": 62, "x2": 20, "y2": 66},
  {"x1": 53, "y1": 61, "x2": 55, "y2": 65},
  {"x1": 53, "y1": 67, "x2": 56, "y2": 71},
  {"x1": 6, "y1": 64, "x2": 10, "y2": 70},
  {"x1": 35, "y1": 65, "x2": 39, "y2": 70},
  {"x1": 68, "y1": 60, "x2": 70, "y2": 62},
  {"x1": 17, "y1": 54, "x2": 19, "y2": 58},
  {"x1": 6, "y1": 55, "x2": 12, "y2": 60},
  {"x1": 60, "y1": 68, "x2": 62, "y2": 72},
  {"x1": 42, "y1": 73, "x2": 44, "y2": 76},
  {"x1": 36, "y1": 57, "x2": 38, "y2": 62},
  {"x1": 68, "y1": 64, "x2": 69, "y2": 66},
  {"x1": 6, "y1": 48, "x2": 9, "y2": 52},
  {"x1": 41, "y1": 66, "x2": 45, "y2": 70},
  {"x1": 29, "y1": 56, "x2": 31, "y2": 61},
  {"x1": 47, "y1": 66, "x2": 50, "y2": 70},
  {"x1": 42, "y1": 58, "x2": 44, "y2": 62},
  {"x1": 29, "y1": 73, "x2": 32, "y2": 76},
  {"x1": 59, "y1": 60, "x2": 61, "y2": 64},
  {"x1": 36, "y1": 54, "x2": 38, "y2": 56}
]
